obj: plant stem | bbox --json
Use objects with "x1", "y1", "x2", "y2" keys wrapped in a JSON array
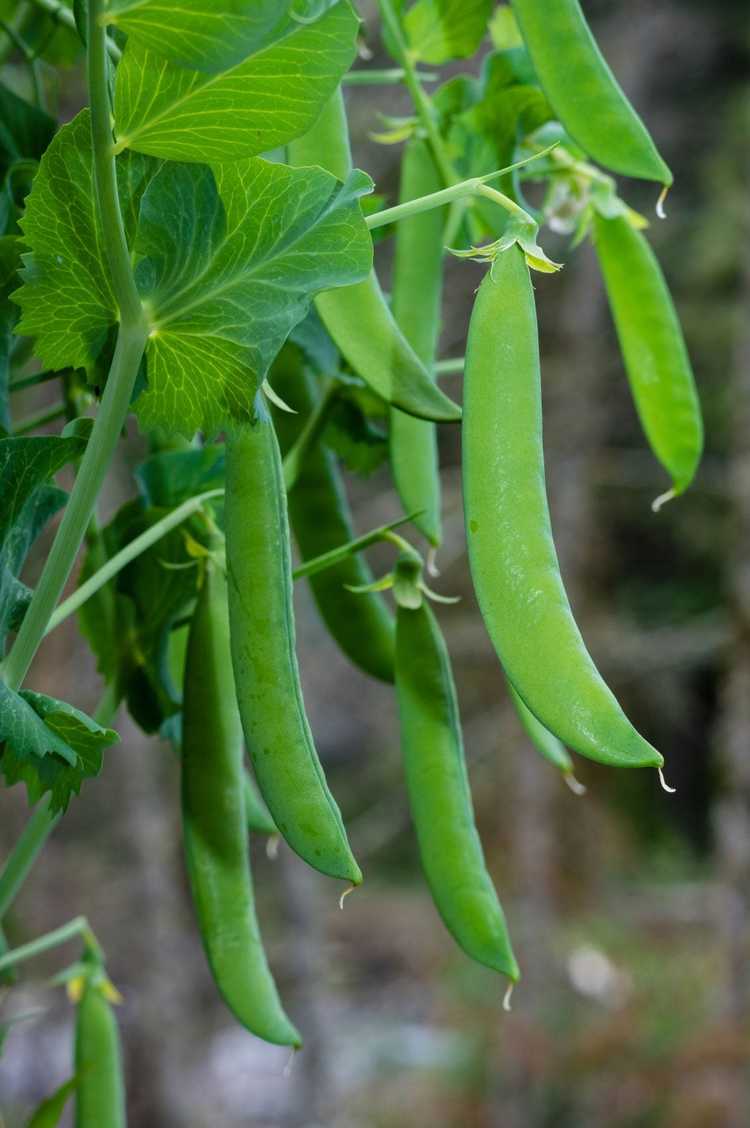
[
  {"x1": 282, "y1": 381, "x2": 337, "y2": 491},
  {"x1": 377, "y1": 0, "x2": 456, "y2": 188},
  {"x1": 0, "y1": 797, "x2": 59, "y2": 920},
  {"x1": 1, "y1": 1, "x2": 147, "y2": 690},
  {"x1": 45, "y1": 488, "x2": 224, "y2": 636},
  {"x1": 9, "y1": 368, "x2": 65, "y2": 393},
  {"x1": 293, "y1": 513, "x2": 417, "y2": 581},
  {"x1": 0, "y1": 915, "x2": 96, "y2": 975},
  {"x1": 343, "y1": 67, "x2": 437, "y2": 86},
  {"x1": 12, "y1": 401, "x2": 67, "y2": 435},
  {"x1": 435, "y1": 357, "x2": 464, "y2": 375},
  {"x1": 26, "y1": 0, "x2": 122, "y2": 60}
]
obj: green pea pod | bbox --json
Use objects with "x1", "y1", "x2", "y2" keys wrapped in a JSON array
[
  {"x1": 74, "y1": 979, "x2": 125, "y2": 1128},
  {"x1": 395, "y1": 593, "x2": 519, "y2": 983},
  {"x1": 225, "y1": 418, "x2": 362, "y2": 886},
  {"x1": 508, "y1": 681, "x2": 574, "y2": 777},
  {"x1": 390, "y1": 138, "x2": 445, "y2": 548},
  {"x1": 463, "y1": 248, "x2": 662, "y2": 770},
  {"x1": 288, "y1": 89, "x2": 461, "y2": 424},
  {"x1": 510, "y1": 0, "x2": 671, "y2": 185},
  {"x1": 593, "y1": 212, "x2": 703, "y2": 502},
  {"x1": 273, "y1": 349, "x2": 395, "y2": 682},
  {"x1": 243, "y1": 769, "x2": 277, "y2": 837},
  {"x1": 182, "y1": 559, "x2": 299, "y2": 1046}
]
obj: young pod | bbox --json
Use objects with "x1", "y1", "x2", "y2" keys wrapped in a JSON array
[
  {"x1": 74, "y1": 976, "x2": 126, "y2": 1128},
  {"x1": 511, "y1": 0, "x2": 671, "y2": 185},
  {"x1": 462, "y1": 247, "x2": 662, "y2": 770},
  {"x1": 225, "y1": 418, "x2": 362, "y2": 885},
  {"x1": 182, "y1": 557, "x2": 299, "y2": 1046},
  {"x1": 593, "y1": 212, "x2": 702, "y2": 502},
  {"x1": 390, "y1": 138, "x2": 445, "y2": 549},
  {"x1": 288, "y1": 89, "x2": 460, "y2": 424},
  {"x1": 395, "y1": 567, "x2": 519, "y2": 983}
]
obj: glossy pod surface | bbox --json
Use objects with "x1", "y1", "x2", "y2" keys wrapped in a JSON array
[
  {"x1": 390, "y1": 138, "x2": 445, "y2": 547},
  {"x1": 594, "y1": 212, "x2": 703, "y2": 497},
  {"x1": 511, "y1": 0, "x2": 671, "y2": 185},
  {"x1": 182, "y1": 561, "x2": 299, "y2": 1046},
  {"x1": 288, "y1": 89, "x2": 460, "y2": 424},
  {"x1": 74, "y1": 981, "x2": 126, "y2": 1128},
  {"x1": 462, "y1": 248, "x2": 662, "y2": 769},
  {"x1": 225, "y1": 419, "x2": 362, "y2": 884},
  {"x1": 395, "y1": 598, "x2": 519, "y2": 981},
  {"x1": 273, "y1": 351, "x2": 395, "y2": 682}
]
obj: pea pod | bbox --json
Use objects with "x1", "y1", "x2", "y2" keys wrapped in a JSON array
[
  {"x1": 593, "y1": 212, "x2": 702, "y2": 502},
  {"x1": 182, "y1": 558, "x2": 299, "y2": 1046},
  {"x1": 508, "y1": 681, "x2": 576, "y2": 779},
  {"x1": 243, "y1": 770, "x2": 277, "y2": 837},
  {"x1": 395, "y1": 583, "x2": 519, "y2": 983},
  {"x1": 273, "y1": 349, "x2": 395, "y2": 682},
  {"x1": 463, "y1": 247, "x2": 662, "y2": 770},
  {"x1": 74, "y1": 975, "x2": 125, "y2": 1128},
  {"x1": 225, "y1": 418, "x2": 362, "y2": 885},
  {"x1": 390, "y1": 138, "x2": 445, "y2": 548},
  {"x1": 510, "y1": 0, "x2": 671, "y2": 185},
  {"x1": 288, "y1": 89, "x2": 461, "y2": 424}
]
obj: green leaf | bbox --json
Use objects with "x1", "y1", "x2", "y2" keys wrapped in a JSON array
[
  {"x1": 113, "y1": 1, "x2": 359, "y2": 162},
  {"x1": 133, "y1": 158, "x2": 373, "y2": 435},
  {"x1": 12, "y1": 111, "x2": 157, "y2": 374},
  {"x1": 135, "y1": 445, "x2": 225, "y2": 509},
  {"x1": 403, "y1": 0, "x2": 493, "y2": 64},
  {"x1": 323, "y1": 393, "x2": 388, "y2": 477},
  {"x1": 0, "y1": 683, "x2": 117, "y2": 813},
  {"x1": 0, "y1": 434, "x2": 86, "y2": 649},
  {"x1": 106, "y1": 0, "x2": 341, "y2": 74},
  {"x1": 26, "y1": 1075, "x2": 78, "y2": 1128},
  {"x1": 14, "y1": 111, "x2": 373, "y2": 437}
]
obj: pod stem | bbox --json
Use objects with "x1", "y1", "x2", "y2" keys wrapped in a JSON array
[{"x1": 0, "y1": 915, "x2": 100, "y2": 976}]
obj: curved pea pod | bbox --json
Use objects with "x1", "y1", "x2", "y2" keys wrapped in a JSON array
[
  {"x1": 593, "y1": 212, "x2": 703, "y2": 503},
  {"x1": 390, "y1": 138, "x2": 445, "y2": 548},
  {"x1": 463, "y1": 247, "x2": 662, "y2": 770},
  {"x1": 74, "y1": 977, "x2": 126, "y2": 1128},
  {"x1": 288, "y1": 89, "x2": 461, "y2": 424},
  {"x1": 273, "y1": 352, "x2": 395, "y2": 682},
  {"x1": 182, "y1": 559, "x2": 299, "y2": 1046},
  {"x1": 508, "y1": 681, "x2": 586, "y2": 794},
  {"x1": 395, "y1": 588, "x2": 519, "y2": 983},
  {"x1": 243, "y1": 769, "x2": 278, "y2": 837},
  {"x1": 225, "y1": 418, "x2": 362, "y2": 886},
  {"x1": 510, "y1": 0, "x2": 671, "y2": 185}
]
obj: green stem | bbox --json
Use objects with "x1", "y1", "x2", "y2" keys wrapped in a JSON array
[
  {"x1": 377, "y1": 0, "x2": 455, "y2": 188},
  {"x1": 282, "y1": 381, "x2": 336, "y2": 491},
  {"x1": 343, "y1": 67, "x2": 437, "y2": 86},
  {"x1": 434, "y1": 357, "x2": 464, "y2": 375},
  {"x1": 44, "y1": 488, "x2": 224, "y2": 636},
  {"x1": 0, "y1": 915, "x2": 97, "y2": 975},
  {"x1": 26, "y1": 0, "x2": 122, "y2": 59},
  {"x1": 366, "y1": 152, "x2": 550, "y2": 231},
  {"x1": 0, "y1": 797, "x2": 59, "y2": 921},
  {"x1": 293, "y1": 513, "x2": 418, "y2": 580},
  {"x1": 1, "y1": 0, "x2": 147, "y2": 690},
  {"x1": 12, "y1": 401, "x2": 66, "y2": 435},
  {"x1": 9, "y1": 369, "x2": 64, "y2": 394}
]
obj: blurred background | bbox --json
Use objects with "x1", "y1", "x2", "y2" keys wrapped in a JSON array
[{"x1": 1, "y1": 1, "x2": 748, "y2": 1125}]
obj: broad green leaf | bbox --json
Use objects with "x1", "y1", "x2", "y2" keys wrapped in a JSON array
[
  {"x1": 133, "y1": 158, "x2": 373, "y2": 435},
  {"x1": 113, "y1": 1, "x2": 359, "y2": 162},
  {"x1": 404, "y1": 0, "x2": 493, "y2": 64},
  {"x1": 14, "y1": 112, "x2": 373, "y2": 437},
  {"x1": 0, "y1": 434, "x2": 86, "y2": 649},
  {"x1": 135, "y1": 445, "x2": 225, "y2": 508},
  {"x1": 13, "y1": 112, "x2": 157, "y2": 374},
  {"x1": 26, "y1": 1075, "x2": 78, "y2": 1128},
  {"x1": 106, "y1": 0, "x2": 340, "y2": 74},
  {"x1": 0, "y1": 683, "x2": 118, "y2": 813}
]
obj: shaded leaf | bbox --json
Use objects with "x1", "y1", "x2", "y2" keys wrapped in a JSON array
[
  {"x1": 404, "y1": 0, "x2": 493, "y2": 64},
  {"x1": 0, "y1": 82, "x2": 55, "y2": 180},
  {"x1": 26, "y1": 1075, "x2": 78, "y2": 1128},
  {"x1": 0, "y1": 683, "x2": 117, "y2": 813},
  {"x1": 113, "y1": 1, "x2": 358, "y2": 162}
]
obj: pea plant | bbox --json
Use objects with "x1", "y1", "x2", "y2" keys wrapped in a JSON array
[{"x1": 0, "y1": 0, "x2": 702, "y2": 1119}]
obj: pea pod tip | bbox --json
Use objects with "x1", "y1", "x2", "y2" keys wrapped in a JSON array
[{"x1": 658, "y1": 766, "x2": 677, "y2": 794}]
